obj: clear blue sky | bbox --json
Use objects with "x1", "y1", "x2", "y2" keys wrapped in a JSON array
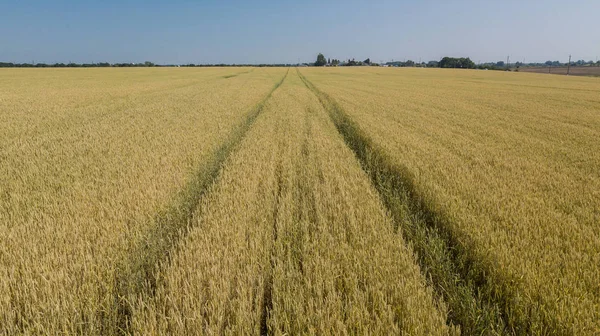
[{"x1": 2, "y1": 0, "x2": 599, "y2": 64}]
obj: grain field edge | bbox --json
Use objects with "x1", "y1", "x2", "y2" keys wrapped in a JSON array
[
  {"x1": 114, "y1": 69, "x2": 289, "y2": 335},
  {"x1": 297, "y1": 68, "x2": 518, "y2": 335}
]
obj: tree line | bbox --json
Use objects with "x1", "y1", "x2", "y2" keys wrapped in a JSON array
[
  {"x1": 312, "y1": 54, "x2": 600, "y2": 69},
  {"x1": 2, "y1": 56, "x2": 598, "y2": 69},
  {"x1": 0, "y1": 61, "x2": 154, "y2": 68},
  {"x1": 0, "y1": 61, "x2": 298, "y2": 68},
  {"x1": 312, "y1": 54, "x2": 479, "y2": 69}
]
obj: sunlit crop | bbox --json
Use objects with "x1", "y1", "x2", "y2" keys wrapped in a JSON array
[
  {"x1": 2, "y1": 66, "x2": 598, "y2": 335},
  {"x1": 0, "y1": 67, "x2": 282, "y2": 334},
  {"x1": 300, "y1": 66, "x2": 600, "y2": 334}
]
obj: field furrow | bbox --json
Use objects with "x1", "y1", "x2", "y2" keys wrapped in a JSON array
[
  {"x1": 115, "y1": 70, "x2": 288, "y2": 333},
  {"x1": 299, "y1": 67, "x2": 600, "y2": 334},
  {"x1": 3, "y1": 66, "x2": 598, "y2": 335},
  {"x1": 299, "y1": 69, "x2": 506, "y2": 334},
  {"x1": 134, "y1": 69, "x2": 449, "y2": 335},
  {"x1": 0, "y1": 68, "x2": 286, "y2": 334}
]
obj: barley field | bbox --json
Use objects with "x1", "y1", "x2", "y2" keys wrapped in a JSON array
[{"x1": 1, "y1": 67, "x2": 599, "y2": 335}]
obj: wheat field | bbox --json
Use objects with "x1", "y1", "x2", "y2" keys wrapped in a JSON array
[
  {"x1": 300, "y1": 67, "x2": 600, "y2": 334},
  {"x1": 1, "y1": 66, "x2": 598, "y2": 335}
]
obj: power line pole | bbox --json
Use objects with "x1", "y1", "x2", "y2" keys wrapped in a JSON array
[
  {"x1": 567, "y1": 54, "x2": 571, "y2": 75},
  {"x1": 506, "y1": 55, "x2": 510, "y2": 70}
]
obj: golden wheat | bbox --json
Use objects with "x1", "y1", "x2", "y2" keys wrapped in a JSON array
[
  {"x1": 0, "y1": 67, "x2": 284, "y2": 334},
  {"x1": 134, "y1": 69, "x2": 449, "y2": 335},
  {"x1": 3, "y1": 65, "x2": 597, "y2": 335},
  {"x1": 300, "y1": 66, "x2": 600, "y2": 334}
]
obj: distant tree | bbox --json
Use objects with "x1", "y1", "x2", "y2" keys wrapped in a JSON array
[
  {"x1": 439, "y1": 57, "x2": 475, "y2": 69},
  {"x1": 495, "y1": 61, "x2": 505, "y2": 67},
  {"x1": 462, "y1": 58, "x2": 476, "y2": 68},
  {"x1": 440, "y1": 58, "x2": 454, "y2": 68},
  {"x1": 439, "y1": 57, "x2": 454, "y2": 68},
  {"x1": 363, "y1": 58, "x2": 371, "y2": 65},
  {"x1": 328, "y1": 58, "x2": 331, "y2": 65},
  {"x1": 405, "y1": 60, "x2": 415, "y2": 67},
  {"x1": 315, "y1": 53, "x2": 327, "y2": 66}
]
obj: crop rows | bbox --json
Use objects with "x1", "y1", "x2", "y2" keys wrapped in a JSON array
[
  {"x1": 300, "y1": 67, "x2": 600, "y2": 334},
  {"x1": 0, "y1": 67, "x2": 284, "y2": 334},
  {"x1": 133, "y1": 70, "x2": 448, "y2": 334},
  {"x1": 1, "y1": 67, "x2": 598, "y2": 335}
]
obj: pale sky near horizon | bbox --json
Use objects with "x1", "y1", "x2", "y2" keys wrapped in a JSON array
[{"x1": 2, "y1": 0, "x2": 599, "y2": 65}]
